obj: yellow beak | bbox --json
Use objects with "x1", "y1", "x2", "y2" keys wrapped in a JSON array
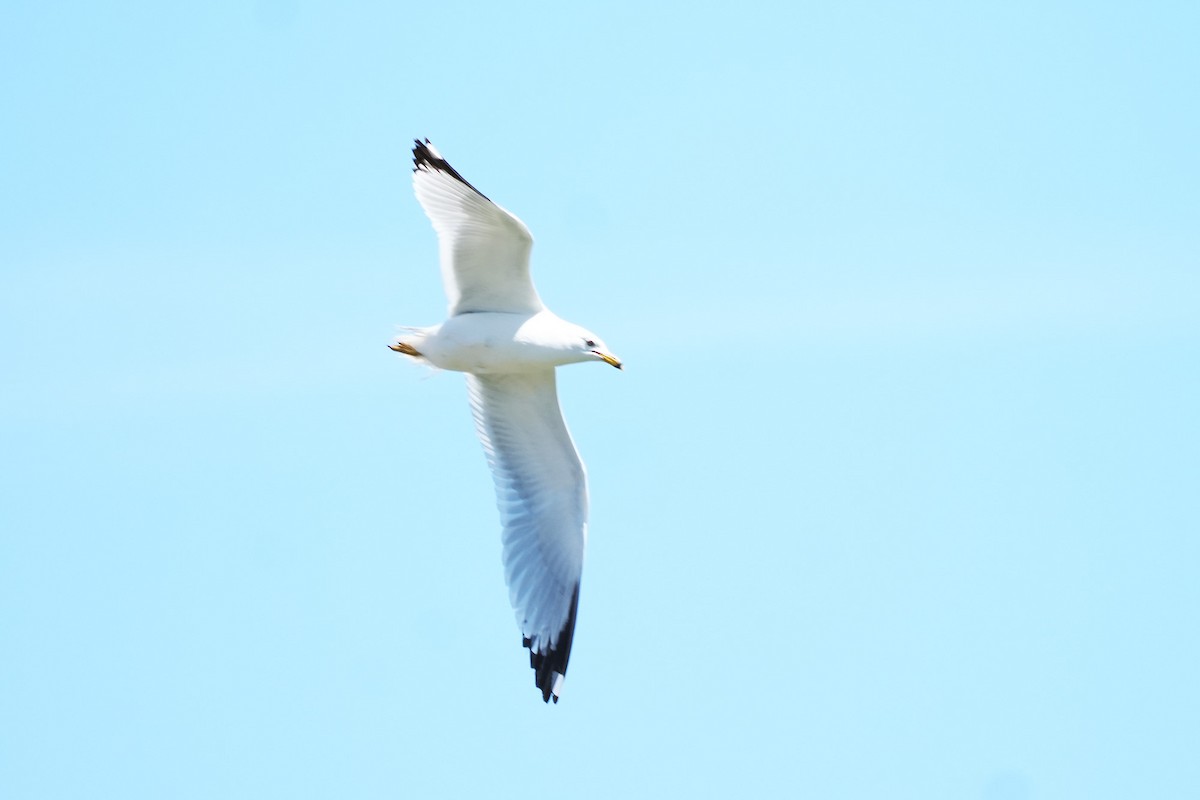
[{"x1": 594, "y1": 351, "x2": 623, "y2": 370}]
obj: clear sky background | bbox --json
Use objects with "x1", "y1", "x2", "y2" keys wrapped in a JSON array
[{"x1": 2, "y1": 2, "x2": 1197, "y2": 798}]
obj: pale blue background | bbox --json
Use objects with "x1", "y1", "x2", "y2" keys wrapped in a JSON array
[{"x1": 2, "y1": 2, "x2": 1197, "y2": 798}]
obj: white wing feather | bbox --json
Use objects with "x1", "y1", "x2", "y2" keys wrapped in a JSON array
[
  {"x1": 412, "y1": 141, "x2": 544, "y2": 316},
  {"x1": 467, "y1": 371, "x2": 585, "y2": 695}
]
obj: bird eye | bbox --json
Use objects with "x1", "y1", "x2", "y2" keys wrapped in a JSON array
[{"x1": 584, "y1": 338, "x2": 596, "y2": 348}]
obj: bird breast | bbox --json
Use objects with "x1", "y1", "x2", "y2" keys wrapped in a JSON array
[{"x1": 421, "y1": 311, "x2": 572, "y2": 374}]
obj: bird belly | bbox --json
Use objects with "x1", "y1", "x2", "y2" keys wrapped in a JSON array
[{"x1": 421, "y1": 312, "x2": 554, "y2": 374}]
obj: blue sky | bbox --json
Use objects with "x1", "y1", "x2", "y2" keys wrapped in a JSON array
[{"x1": 2, "y1": 1, "x2": 1198, "y2": 798}]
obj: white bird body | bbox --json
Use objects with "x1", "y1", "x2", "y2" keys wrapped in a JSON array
[
  {"x1": 397, "y1": 310, "x2": 606, "y2": 374},
  {"x1": 393, "y1": 139, "x2": 620, "y2": 703}
]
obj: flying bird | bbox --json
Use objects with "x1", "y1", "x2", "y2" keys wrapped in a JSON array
[{"x1": 391, "y1": 139, "x2": 622, "y2": 703}]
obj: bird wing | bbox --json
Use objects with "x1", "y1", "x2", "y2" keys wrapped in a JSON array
[
  {"x1": 412, "y1": 139, "x2": 544, "y2": 316},
  {"x1": 467, "y1": 371, "x2": 586, "y2": 703}
]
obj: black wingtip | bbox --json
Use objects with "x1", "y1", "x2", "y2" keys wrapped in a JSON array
[
  {"x1": 411, "y1": 137, "x2": 490, "y2": 200},
  {"x1": 527, "y1": 584, "x2": 580, "y2": 704}
]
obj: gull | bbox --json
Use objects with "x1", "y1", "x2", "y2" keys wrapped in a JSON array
[{"x1": 391, "y1": 139, "x2": 622, "y2": 703}]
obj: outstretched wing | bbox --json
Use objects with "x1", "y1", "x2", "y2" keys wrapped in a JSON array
[
  {"x1": 466, "y1": 371, "x2": 586, "y2": 703},
  {"x1": 412, "y1": 139, "x2": 544, "y2": 316}
]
